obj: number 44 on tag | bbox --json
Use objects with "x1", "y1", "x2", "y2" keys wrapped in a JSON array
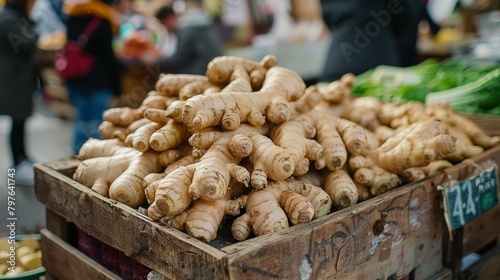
[{"x1": 443, "y1": 164, "x2": 499, "y2": 231}]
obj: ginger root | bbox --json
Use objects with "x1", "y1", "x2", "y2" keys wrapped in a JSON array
[
  {"x1": 144, "y1": 153, "x2": 195, "y2": 204},
  {"x1": 181, "y1": 66, "x2": 306, "y2": 130},
  {"x1": 74, "y1": 138, "x2": 167, "y2": 207},
  {"x1": 147, "y1": 134, "x2": 253, "y2": 219},
  {"x1": 301, "y1": 110, "x2": 367, "y2": 171},
  {"x1": 248, "y1": 133, "x2": 295, "y2": 189},
  {"x1": 272, "y1": 113, "x2": 323, "y2": 176},
  {"x1": 74, "y1": 146, "x2": 139, "y2": 196},
  {"x1": 348, "y1": 155, "x2": 401, "y2": 196},
  {"x1": 189, "y1": 124, "x2": 294, "y2": 189},
  {"x1": 169, "y1": 181, "x2": 249, "y2": 243},
  {"x1": 103, "y1": 94, "x2": 169, "y2": 127},
  {"x1": 371, "y1": 120, "x2": 457, "y2": 173},
  {"x1": 324, "y1": 168, "x2": 359, "y2": 209},
  {"x1": 155, "y1": 74, "x2": 209, "y2": 97},
  {"x1": 231, "y1": 179, "x2": 329, "y2": 240},
  {"x1": 206, "y1": 55, "x2": 277, "y2": 88},
  {"x1": 108, "y1": 150, "x2": 165, "y2": 208},
  {"x1": 428, "y1": 103, "x2": 500, "y2": 149}
]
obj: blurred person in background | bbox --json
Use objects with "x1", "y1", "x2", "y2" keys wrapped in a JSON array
[
  {"x1": 154, "y1": 5, "x2": 178, "y2": 57},
  {"x1": 0, "y1": 0, "x2": 39, "y2": 185},
  {"x1": 64, "y1": 0, "x2": 122, "y2": 154},
  {"x1": 320, "y1": 0, "x2": 412, "y2": 81},
  {"x1": 30, "y1": 0, "x2": 66, "y2": 37},
  {"x1": 152, "y1": 0, "x2": 222, "y2": 75},
  {"x1": 397, "y1": 0, "x2": 427, "y2": 67},
  {"x1": 114, "y1": 0, "x2": 146, "y2": 36}
]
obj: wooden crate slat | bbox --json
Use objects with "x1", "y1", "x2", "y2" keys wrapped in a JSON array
[
  {"x1": 427, "y1": 268, "x2": 453, "y2": 280},
  {"x1": 34, "y1": 163, "x2": 227, "y2": 280},
  {"x1": 461, "y1": 245, "x2": 500, "y2": 280},
  {"x1": 43, "y1": 159, "x2": 80, "y2": 177},
  {"x1": 414, "y1": 245, "x2": 447, "y2": 280},
  {"x1": 464, "y1": 114, "x2": 500, "y2": 136},
  {"x1": 462, "y1": 204, "x2": 500, "y2": 256},
  {"x1": 41, "y1": 229, "x2": 121, "y2": 280},
  {"x1": 45, "y1": 209, "x2": 69, "y2": 241}
]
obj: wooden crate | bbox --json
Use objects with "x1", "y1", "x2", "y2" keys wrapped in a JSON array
[{"x1": 34, "y1": 146, "x2": 500, "y2": 279}]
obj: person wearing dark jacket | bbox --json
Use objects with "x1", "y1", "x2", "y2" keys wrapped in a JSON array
[
  {"x1": 0, "y1": 0, "x2": 38, "y2": 185},
  {"x1": 64, "y1": 0, "x2": 122, "y2": 154},
  {"x1": 320, "y1": 0, "x2": 413, "y2": 82},
  {"x1": 157, "y1": 0, "x2": 222, "y2": 75}
]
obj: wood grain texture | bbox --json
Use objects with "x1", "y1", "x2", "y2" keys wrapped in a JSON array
[
  {"x1": 465, "y1": 114, "x2": 500, "y2": 136},
  {"x1": 34, "y1": 162, "x2": 226, "y2": 280},
  {"x1": 427, "y1": 268, "x2": 453, "y2": 280},
  {"x1": 462, "y1": 204, "x2": 500, "y2": 256},
  {"x1": 46, "y1": 209, "x2": 69, "y2": 241},
  {"x1": 414, "y1": 245, "x2": 447, "y2": 280},
  {"x1": 41, "y1": 229, "x2": 121, "y2": 280},
  {"x1": 461, "y1": 245, "x2": 500, "y2": 280}
]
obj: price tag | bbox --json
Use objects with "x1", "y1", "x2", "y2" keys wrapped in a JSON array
[{"x1": 442, "y1": 163, "x2": 499, "y2": 231}]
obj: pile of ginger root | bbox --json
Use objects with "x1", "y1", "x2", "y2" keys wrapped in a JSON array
[{"x1": 72, "y1": 54, "x2": 499, "y2": 243}]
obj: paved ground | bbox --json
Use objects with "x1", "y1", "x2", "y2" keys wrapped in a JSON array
[{"x1": 0, "y1": 97, "x2": 73, "y2": 237}]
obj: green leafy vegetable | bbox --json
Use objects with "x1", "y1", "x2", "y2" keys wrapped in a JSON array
[{"x1": 351, "y1": 59, "x2": 500, "y2": 115}]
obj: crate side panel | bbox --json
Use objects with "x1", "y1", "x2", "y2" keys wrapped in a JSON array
[
  {"x1": 225, "y1": 177, "x2": 444, "y2": 280},
  {"x1": 41, "y1": 229, "x2": 121, "y2": 280},
  {"x1": 463, "y1": 204, "x2": 500, "y2": 256},
  {"x1": 461, "y1": 245, "x2": 500, "y2": 280},
  {"x1": 414, "y1": 244, "x2": 446, "y2": 280},
  {"x1": 35, "y1": 162, "x2": 227, "y2": 280},
  {"x1": 465, "y1": 114, "x2": 500, "y2": 136},
  {"x1": 42, "y1": 159, "x2": 80, "y2": 177}
]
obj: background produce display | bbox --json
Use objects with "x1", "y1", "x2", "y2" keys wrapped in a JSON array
[
  {"x1": 72, "y1": 55, "x2": 500, "y2": 244},
  {"x1": 0, "y1": 235, "x2": 43, "y2": 277},
  {"x1": 351, "y1": 59, "x2": 500, "y2": 116}
]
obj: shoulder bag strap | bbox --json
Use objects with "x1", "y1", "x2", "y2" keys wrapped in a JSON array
[{"x1": 77, "y1": 18, "x2": 102, "y2": 46}]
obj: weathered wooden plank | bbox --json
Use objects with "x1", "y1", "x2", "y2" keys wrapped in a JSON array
[
  {"x1": 41, "y1": 229, "x2": 121, "y2": 280},
  {"x1": 427, "y1": 268, "x2": 453, "y2": 280},
  {"x1": 34, "y1": 163, "x2": 228, "y2": 280},
  {"x1": 443, "y1": 227, "x2": 463, "y2": 278},
  {"x1": 461, "y1": 245, "x2": 500, "y2": 280},
  {"x1": 43, "y1": 158, "x2": 80, "y2": 177},
  {"x1": 45, "y1": 209, "x2": 69, "y2": 241},
  {"x1": 223, "y1": 176, "x2": 444, "y2": 280},
  {"x1": 462, "y1": 203, "x2": 500, "y2": 256},
  {"x1": 465, "y1": 114, "x2": 500, "y2": 136},
  {"x1": 414, "y1": 244, "x2": 445, "y2": 280}
]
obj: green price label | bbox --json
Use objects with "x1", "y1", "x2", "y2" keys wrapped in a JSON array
[{"x1": 444, "y1": 165, "x2": 499, "y2": 231}]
